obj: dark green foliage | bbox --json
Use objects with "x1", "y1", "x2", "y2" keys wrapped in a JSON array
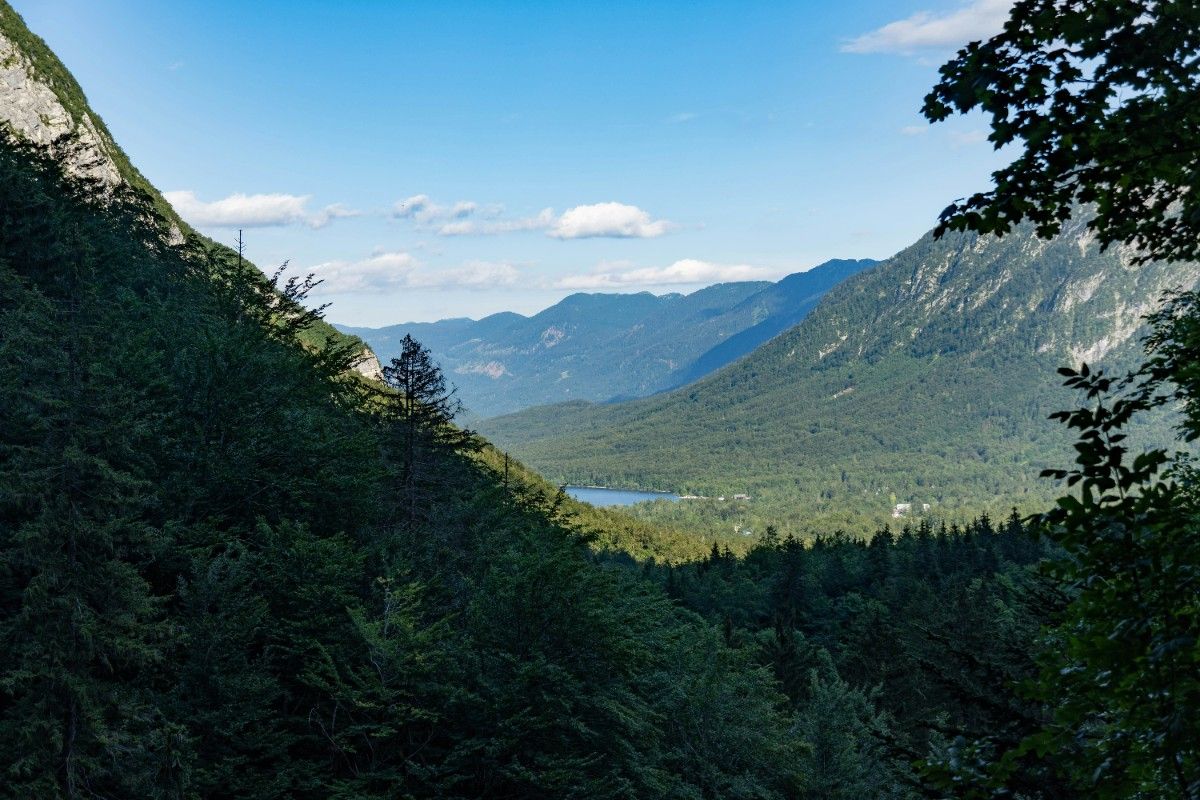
[
  {"x1": 0, "y1": 151, "x2": 189, "y2": 797},
  {"x1": 927, "y1": 296, "x2": 1200, "y2": 799},
  {"x1": 792, "y1": 672, "x2": 899, "y2": 800},
  {"x1": 644, "y1": 515, "x2": 1061, "y2": 798},
  {"x1": 923, "y1": 0, "x2": 1200, "y2": 266},
  {"x1": 0, "y1": 135, "x2": 810, "y2": 798}
]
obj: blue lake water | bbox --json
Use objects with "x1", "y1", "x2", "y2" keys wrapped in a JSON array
[{"x1": 565, "y1": 485, "x2": 681, "y2": 507}]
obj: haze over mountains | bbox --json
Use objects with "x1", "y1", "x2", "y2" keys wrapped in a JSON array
[
  {"x1": 483, "y1": 216, "x2": 1199, "y2": 532},
  {"x1": 340, "y1": 258, "x2": 876, "y2": 418}
]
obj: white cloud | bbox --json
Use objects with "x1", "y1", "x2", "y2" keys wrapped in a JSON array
[
  {"x1": 556, "y1": 259, "x2": 776, "y2": 290},
  {"x1": 438, "y1": 209, "x2": 556, "y2": 237},
  {"x1": 548, "y1": 202, "x2": 673, "y2": 240},
  {"x1": 842, "y1": 0, "x2": 1014, "y2": 55},
  {"x1": 164, "y1": 190, "x2": 359, "y2": 229},
  {"x1": 900, "y1": 124, "x2": 929, "y2": 136},
  {"x1": 392, "y1": 194, "x2": 480, "y2": 224},
  {"x1": 306, "y1": 252, "x2": 519, "y2": 293},
  {"x1": 392, "y1": 195, "x2": 673, "y2": 239}
]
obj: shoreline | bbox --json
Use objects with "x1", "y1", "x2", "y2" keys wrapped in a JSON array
[{"x1": 564, "y1": 484, "x2": 680, "y2": 497}]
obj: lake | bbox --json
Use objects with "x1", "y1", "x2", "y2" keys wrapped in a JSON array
[{"x1": 564, "y1": 485, "x2": 681, "y2": 507}]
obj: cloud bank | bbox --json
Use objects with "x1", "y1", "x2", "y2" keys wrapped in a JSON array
[
  {"x1": 164, "y1": 191, "x2": 359, "y2": 229},
  {"x1": 556, "y1": 259, "x2": 776, "y2": 290},
  {"x1": 167, "y1": 189, "x2": 674, "y2": 240},
  {"x1": 306, "y1": 252, "x2": 519, "y2": 293},
  {"x1": 394, "y1": 195, "x2": 673, "y2": 239},
  {"x1": 842, "y1": 0, "x2": 1014, "y2": 55}
]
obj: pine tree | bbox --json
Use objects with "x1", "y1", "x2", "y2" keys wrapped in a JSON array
[{"x1": 380, "y1": 335, "x2": 477, "y2": 532}]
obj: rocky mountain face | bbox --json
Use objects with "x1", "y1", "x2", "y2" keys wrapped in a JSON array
[
  {"x1": 1, "y1": 22, "x2": 118, "y2": 185},
  {"x1": 341, "y1": 258, "x2": 876, "y2": 418},
  {"x1": 0, "y1": 6, "x2": 179, "y2": 236},
  {"x1": 481, "y1": 217, "x2": 1199, "y2": 529},
  {"x1": 0, "y1": 2, "x2": 379, "y2": 378}
]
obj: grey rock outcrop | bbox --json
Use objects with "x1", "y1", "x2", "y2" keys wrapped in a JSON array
[{"x1": 0, "y1": 30, "x2": 122, "y2": 188}]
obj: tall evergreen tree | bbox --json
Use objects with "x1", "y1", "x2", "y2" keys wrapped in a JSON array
[{"x1": 380, "y1": 335, "x2": 477, "y2": 532}]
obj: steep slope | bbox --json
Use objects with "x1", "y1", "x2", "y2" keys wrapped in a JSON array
[
  {"x1": 343, "y1": 258, "x2": 876, "y2": 417},
  {"x1": 482, "y1": 218, "x2": 1198, "y2": 534},
  {"x1": 0, "y1": 2, "x2": 379, "y2": 377},
  {"x1": 1, "y1": 125, "x2": 810, "y2": 800},
  {"x1": 0, "y1": 11, "x2": 814, "y2": 795}
]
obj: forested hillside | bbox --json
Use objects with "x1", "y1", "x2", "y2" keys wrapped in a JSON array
[
  {"x1": 644, "y1": 514, "x2": 1065, "y2": 796},
  {"x1": 0, "y1": 130, "x2": 809, "y2": 798},
  {"x1": 0, "y1": 92, "x2": 1057, "y2": 800},
  {"x1": 341, "y1": 258, "x2": 875, "y2": 417},
  {"x1": 4, "y1": 1, "x2": 1198, "y2": 798},
  {"x1": 483, "y1": 217, "x2": 1198, "y2": 535}
]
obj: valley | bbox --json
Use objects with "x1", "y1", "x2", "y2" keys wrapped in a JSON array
[
  {"x1": 481, "y1": 218, "x2": 1197, "y2": 535},
  {"x1": 3, "y1": 1, "x2": 1197, "y2": 797}
]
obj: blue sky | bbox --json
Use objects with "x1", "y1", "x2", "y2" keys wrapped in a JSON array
[{"x1": 14, "y1": 0, "x2": 1014, "y2": 326}]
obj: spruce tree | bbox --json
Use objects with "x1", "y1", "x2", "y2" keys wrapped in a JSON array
[{"x1": 380, "y1": 335, "x2": 477, "y2": 531}]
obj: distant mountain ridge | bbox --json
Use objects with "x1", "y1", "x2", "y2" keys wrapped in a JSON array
[
  {"x1": 480, "y1": 216, "x2": 1199, "y2": 533},
  {"x1": 667, "y1": 259, "x2": 875, "y2": 388},
  {"x1": 339, "y1": 258, "x2": 877, "y2": 417}
]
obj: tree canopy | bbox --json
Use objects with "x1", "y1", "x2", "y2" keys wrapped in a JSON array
[
  {"x1": 924, "y1": 3, "x2": 1200, "y2": 798},
  {"x1": 924, "y1": 0, "x2": 1200, "y2": 264}
]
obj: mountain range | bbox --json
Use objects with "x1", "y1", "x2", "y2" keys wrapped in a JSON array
[
  {"x1": 339, "y1": 258, "x2": 876, "y2": 418},
  {"x1": 481, "y1": 216, "x2": 1199, "y2": 534},
  {"x1": 7, "y1": 0, "x2": 1187, "y2": 539},
  {"x1": 5, "y1": 4, "x2": 1192, "y2": 796}
]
